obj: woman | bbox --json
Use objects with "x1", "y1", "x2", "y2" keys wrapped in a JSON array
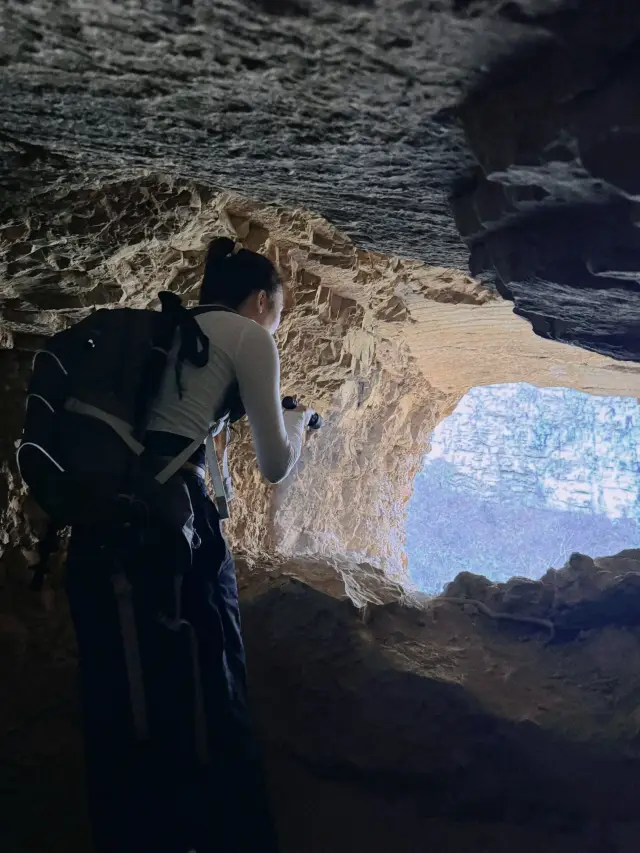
[{"x1": 66, "y1": 238, "x2": 311, "y2": 853}]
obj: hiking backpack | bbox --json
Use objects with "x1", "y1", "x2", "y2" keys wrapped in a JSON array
[{"x1": 16, "y1": 292, "x2": 243, "y2": 586}]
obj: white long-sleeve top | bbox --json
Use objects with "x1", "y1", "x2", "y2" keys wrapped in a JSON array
[{"x1": 147, "y1": 310, "x2": 308, "y2": 484}]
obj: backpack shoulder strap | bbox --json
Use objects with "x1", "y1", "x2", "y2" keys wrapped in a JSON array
[{"x1": 190, "y1": 305, "x2": 247, "y2": 424}]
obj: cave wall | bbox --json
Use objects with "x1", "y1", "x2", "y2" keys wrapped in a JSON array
[
  {"x1": 270, "y1": 370, "x2": 439, "y2": 577},
  {"x1": 0, "y1": 0, "x2": 501, "y2": 263},
  {"x1": 0, "y1": 175, "x2": 450, "y2": 586},
  {"x1": 3, "y1": 174, "x2": 640, "y2": 580}
]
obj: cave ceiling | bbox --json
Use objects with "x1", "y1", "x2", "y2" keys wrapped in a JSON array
[{"x1": 1, "y1": 0, "x2": 640, "y2": 358}]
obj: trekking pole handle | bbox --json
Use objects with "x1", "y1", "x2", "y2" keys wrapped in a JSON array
[{"x1": 281, "y1": 396, "x2": 324, "y2": 430}]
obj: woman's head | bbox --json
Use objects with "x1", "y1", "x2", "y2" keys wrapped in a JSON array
[{"x1": 199, "y1": 237, "x2": 283, "y2": 334}]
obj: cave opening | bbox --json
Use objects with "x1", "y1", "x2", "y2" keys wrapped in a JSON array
[{"x1": 406, "y1": 383, "x2": 640, "y2": 594}]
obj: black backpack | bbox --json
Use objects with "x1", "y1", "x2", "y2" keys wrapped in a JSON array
[{"x1": 16, "y1": 292, "x2": 241, "y2": 587}]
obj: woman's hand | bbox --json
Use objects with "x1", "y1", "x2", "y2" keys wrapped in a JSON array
[
  {"x1": 281, "y1": 396, "x2": 320, "y2": 429},
  {"x1": 293, "y1": 403, "x2": 314, "y2": 428}
]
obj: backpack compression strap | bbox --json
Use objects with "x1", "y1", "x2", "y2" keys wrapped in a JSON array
[
  {"x1": 63, "y1": 396, "x2": 208, "y2": 487},
  {"x1": 205, "y1": 420, "x2": 234, "y2": 520}
]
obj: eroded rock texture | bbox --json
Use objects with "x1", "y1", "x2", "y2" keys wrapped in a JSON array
[
  {"x1": 3, "y1": 178, "x2": 640, "y2": 577},
  {"x1": 3, "y1": 184, "x2": 640, "y2": 847},
  {"x1": 0, "y1": 0, "x2": 538, "y2": 263},
  {"x1": 243, "y1": 552, "x2": 640, "y2": 847},
  {"x1": 453, "y1": 0, "x2": 640, "y2": 360},
  {"x1": 6, "y1": 549, "x2": 640, "y2": 851},
  {"x1": 3, "y1": 0, "x2": 640, "y2": 357}
]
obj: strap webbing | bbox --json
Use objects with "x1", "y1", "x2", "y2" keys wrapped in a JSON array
[
  {"x1": 222, "y1": 422, "x2": 233, "y2": 502},
  {"x1": 65, "y1": 399, "x2": 146, "y2": 456},
  {"x1": 206, "y1": 433, "x2": 226, "y2": 500},
  {"x1": 66, "y1": 399, "x2": 232, "y2": 501},
  {"x1": 64, "y1": 398, "x2": 208, "y2": 486},
  {"x1": 154, "y1": 430, "x2": 209, "y2": 485}
]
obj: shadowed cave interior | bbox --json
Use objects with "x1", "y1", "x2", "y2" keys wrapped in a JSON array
[{"x1": 2, "y1": 1, "x2": 640, "y2": 851}]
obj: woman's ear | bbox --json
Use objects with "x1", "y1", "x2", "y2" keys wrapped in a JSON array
[{"x1": 257, "y1": 290, "x2": 268, "y2": 314}]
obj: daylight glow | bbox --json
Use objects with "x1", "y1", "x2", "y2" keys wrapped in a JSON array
[{"x1": 406, "y1": 384, "x2": 640, "y2": 594}]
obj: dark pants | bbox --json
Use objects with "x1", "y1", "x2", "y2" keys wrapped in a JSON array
[{"x1": 66, "y1": 473, "x2": 279, "y2": 853}]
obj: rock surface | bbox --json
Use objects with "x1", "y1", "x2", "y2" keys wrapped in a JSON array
[
  {"x1": 6, "y1": 551, "x2": 640, "y2": 851},
  {"x1": 0, "y1": 0, "x2": 517, "y2": 263},
  {"x1": 453, "y1": 0, "x2": 640, "y2": 359},
  {"x1": 3, "y1": 181, "x2": 640, "y2": 577},
  {"x1": 444, "y1": 548, "x2": 640, "y2": 636},
  {"x1": 3, "y1": 0, "x2": 640, "y2": 357},
  {"x1": 242, "y1": 554, "x2": 640, "y2": 825}
]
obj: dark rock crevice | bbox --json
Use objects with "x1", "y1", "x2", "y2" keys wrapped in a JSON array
[{"x1": 453, "y1": 0, "x2": 640, "y2": 359}]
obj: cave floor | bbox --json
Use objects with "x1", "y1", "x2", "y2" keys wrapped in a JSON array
[
  {"x1": 1, "y1": 724, "x2": 629, "y2": 853},
  {"x1": 4, "y1": 571, "x2": 640, "y2": 853}
]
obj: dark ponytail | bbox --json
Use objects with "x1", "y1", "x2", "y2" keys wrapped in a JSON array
[{"x1": 199, "y1": 237, "x2": 281, "y2": 309}]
